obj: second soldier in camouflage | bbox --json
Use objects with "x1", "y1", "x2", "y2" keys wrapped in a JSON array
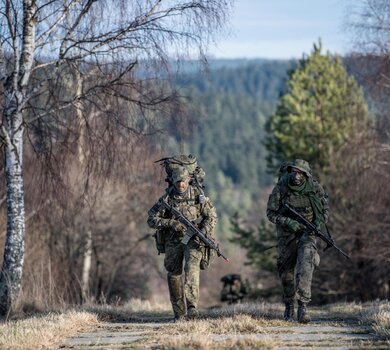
[{"x1": 267, "y1": 159, "x2": 329, "y2": 323}]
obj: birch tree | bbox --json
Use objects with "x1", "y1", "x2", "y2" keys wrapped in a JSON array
[
  {"x1": 346, "y1": 0, "x2": 390, "y2": 138},
  {"x1": 0, "y1": 0, "x2": 230, "y2": 317}
]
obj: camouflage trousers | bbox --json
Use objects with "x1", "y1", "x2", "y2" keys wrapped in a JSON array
[
  {"x1": 164, "y1": 237, "x2": 203, "y2": 318},
  {"x1": 276, "y1": 229, "x2": 320, "y2": 304}
]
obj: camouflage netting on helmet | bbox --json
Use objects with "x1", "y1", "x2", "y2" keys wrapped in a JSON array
[
  {"x1": 278, "y1": 159, "x2": 313, "y2": 180},
  {"x1": 288, "y1": 159, "x2": 312, "y2": 177},
  {"x1": 155, "y1": 154, "x2": 206, "y2": 189}
]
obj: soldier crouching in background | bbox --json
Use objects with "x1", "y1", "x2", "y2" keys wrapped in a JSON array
[
  {"x1": 266, "y1": 159, "x2": 329, "y2": 323},
  {"x1": 147, "y1": 157, "x2": 217, "y2": 322},
  {"x1": 220, "y1": 274, "x2": 251, "y2": 304}
]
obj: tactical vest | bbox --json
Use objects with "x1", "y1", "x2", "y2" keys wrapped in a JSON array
[
  {"x1": 285, "y1": 192, "x2": 314, "y2": 222},
  {"x1": 166, "y1": 186, "x2": 205, "y2": 224},
  {"x1": 278, "y1": 180, "x2": 315, "y2": 223}
]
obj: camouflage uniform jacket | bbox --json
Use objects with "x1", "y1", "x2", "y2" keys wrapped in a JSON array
[
  {"x1": 267, "y1": 177, "x2": 329, "y2": 229},
  {"x1": 147, "y1": 186, "x2": 217, "y2": 239}
]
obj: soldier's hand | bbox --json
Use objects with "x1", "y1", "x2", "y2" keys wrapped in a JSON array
[
  {"x1": 170, "y1": 219, "x2": 186, "y2": 232},
  {"x1": 314, "y1": 219, "x2": 323, "y2": 229},
  {"x1": 285, "y1": 218, "x2": 305, "y2": 232}
]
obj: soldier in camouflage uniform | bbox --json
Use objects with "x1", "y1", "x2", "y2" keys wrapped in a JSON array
[
  {"x1": 220, "y1": 274, "x2": 250, "y2": 304},
  {"x1": 267, "y1": 159, "x2": 329, "y2": 323},
  {"x1": 147, "y1": 167, "x2": 217, "y2": 321}
]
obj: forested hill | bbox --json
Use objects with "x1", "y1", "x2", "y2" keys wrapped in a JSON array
[
  {"x1": 175, "y1": 59, "x2": 294, "y2": 192},
  {"x1": 177, "y1": 59, "x2": 294, "y2": 106},
  {"x1": 168, "y1": 60, "x2": 294, "y2": 233}
]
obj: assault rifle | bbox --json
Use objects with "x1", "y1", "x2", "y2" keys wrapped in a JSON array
[
  {"x1": 282, "y1": 203, "x2": 350, "y2": 259},
  {"x1": 160, "y1": 198, "x2": 229, "y2": 262}
]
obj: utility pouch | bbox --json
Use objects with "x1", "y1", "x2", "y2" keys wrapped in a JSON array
[
  {"x1": 154, "y1": 230, "x2": 165, "y2": 254},
  {"x1": 181, "y1": 231, "x2": 195, "y2": 245},
  {"x1": 200, "y1": 246, "x2": 216, "y2": 270}
]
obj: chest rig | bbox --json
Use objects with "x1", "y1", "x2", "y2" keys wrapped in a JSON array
[
  {"x1": 279, "y1": 181, "x2": 314, "y2": 223},
  {"x1": 167, "y1": 186, "x2": 205, "y2": 224},
  {"x1": 285, "y1": 192, "x2": 314, "y2": 222}
]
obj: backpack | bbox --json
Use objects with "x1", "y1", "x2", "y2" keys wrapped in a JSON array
[{"x1": 155, "y1": 154, "x2": 205, "y2": 191}]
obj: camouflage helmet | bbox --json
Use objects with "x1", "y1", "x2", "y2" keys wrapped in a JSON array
[
  {"x1": 231, "y1": 274, "x2": 242, "y2": 281},
  {"x1": 171, "y1": 167, "x2": 190, "y2": 183},
  {"x1": 288, "y1": 159, "x2": 312, "y2": 177}
]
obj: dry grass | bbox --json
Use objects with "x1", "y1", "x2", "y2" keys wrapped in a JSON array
[
  {"x1": 0, "y1": 311, "x2": 98, "y2": 350},
  {"x1": 126, "y1": 302, "x2": 284, "y2": 349},
  {"x1": 173, "y1": 314, "x2": 284, "y2": 334},
  {"x1": 84, "y1": 298, "x2": 172, "y2": 322},
  {"x1": 361, "y1": 302, "x2": 390, "y2": 339},
  {"x1": 84, "y1": 300, "x2": 285, "y2": 323},
  {"x1": 144, "y1": 333, "x2": 276, "y2": 350},
  {"x1": 324, "y1": 302, "x2": 364, "y2": 315},
  {"x1": 322, "y1": 301, "x2": 390, "y2": 340},
  {"x1": 201, "y1": 302, "x2": 283, "y2": 321}
]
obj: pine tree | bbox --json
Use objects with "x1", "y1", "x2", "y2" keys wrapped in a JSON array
[
  {"x1": 265, "y1": 41, "x2": 369, "y2": 174},
  {"x1": 230, "y1": 214, "x2": 277, "y2": 273}
]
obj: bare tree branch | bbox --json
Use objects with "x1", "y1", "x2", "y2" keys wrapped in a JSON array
[
  {"x1": 0, "y1": 0, "x2": 231, "y2": 315},
  {"x1": 35, "y1": 0, "x2": 81, "y2": 46}
]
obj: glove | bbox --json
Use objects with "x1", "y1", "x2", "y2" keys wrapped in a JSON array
[
  {"x1": 169, "y1": 219, "x2": 186, "y2": 232},
  {"x1": 314, "y1": 219, "x2": 323, "y2": 229},
  {"x1": 284, "y1": 218, "x2": 305, "y2": 232}
]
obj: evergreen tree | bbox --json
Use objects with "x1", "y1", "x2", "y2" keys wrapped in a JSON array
[
  {"x1": 265, "y1": 42, "x2": 369, "y2": 173},
  {"x1": 229, "y1": 215, "x2": 276, "y2": 273}
]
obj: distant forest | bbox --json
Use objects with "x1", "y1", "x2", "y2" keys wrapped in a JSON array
[
  {"x1": 176, "y1": 60, "x2": 294, "y2": 189},
  {"x1": 157, "y1": 60, "x2": 295, "y2": 239},
  {"x1": 172, "y1": 58, "x2": 377, "y2": 193},
  {"x1": 162, "y1": 57, "x2": 380, "y2": 250}
]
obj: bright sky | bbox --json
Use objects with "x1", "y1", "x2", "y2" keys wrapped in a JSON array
[{"x1": 210, "y1": 0, "x2": 349, "y2": 59}]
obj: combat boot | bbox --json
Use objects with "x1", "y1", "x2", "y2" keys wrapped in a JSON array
[
  {"x1": 297, "y1": 301, "x2": 311, "y2": 323},
  {"x1": 173, "y1": 315, "x2": 186, "y2": 323},
  {"x1": 187, "y1": 307, "x2": 199, "y2": 320},
  {"x1": 283, "y1": 300, "x2": 294, "y2": 321}
]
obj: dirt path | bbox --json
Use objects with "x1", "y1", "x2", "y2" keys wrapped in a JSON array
[{"x1": 56, "y1": 306, "x2": 389, "y2": 350}]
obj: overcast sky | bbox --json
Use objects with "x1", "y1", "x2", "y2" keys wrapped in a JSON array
[{"x1": 210, "y1": 0, "x2": 350, "y2": 59}]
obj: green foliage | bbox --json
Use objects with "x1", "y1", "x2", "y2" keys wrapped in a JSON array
[
  {"x1": 177, "y1": 60, "x2": 294, "y2": 103},
  {"x1": 176, "y1": 60, "x2": 293, "y2": 191},
  {"x1": 229, "y1": 214, "x2": 277, "y2": 273},
  {"x1": 207, "y1": 171, "x2": 253, "y2": 246},
  {"x1": 171, "y1": 61, "x2": 292, "y2": 246},
  {"x1": 186, "y1": 88, "x2": 270, "y2": 189},
  {"x1": 265, "y1": 41, "x2": 369, "y2": 173}
]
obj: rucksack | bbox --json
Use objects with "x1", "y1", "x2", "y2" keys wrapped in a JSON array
[{"x1": 155, "y1": 154, "x2": 206, "y2": 191}]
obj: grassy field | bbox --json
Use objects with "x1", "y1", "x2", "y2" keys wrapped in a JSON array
[
  {"x1": 323, "y1": 301, "x2": 390, "y2": 338},
  {"x1": 0, "y1": 299, "x2": 389, "y2": 349},
  {"x1": 0, "y1": 311, "x2": 98, "y2": 350}
]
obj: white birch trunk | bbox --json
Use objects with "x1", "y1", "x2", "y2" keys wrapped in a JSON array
[
  {"x1": 75, "y1": 70, "x2": 93, "y2": 302},
  {"x1": 0, "y1": 0, "x2": 36, "y2": 317},
  {"x1": 81, "y1": 229, "x2": 92, "y2": 302},
  {"x1": 0, "y1": 113, "x2": 25, "y2": 317}
]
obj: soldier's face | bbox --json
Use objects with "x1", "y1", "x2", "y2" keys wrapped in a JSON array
[
  {"x1": 175, "y1": 177, "x2": 190, "y2": 192},
  {"x1": 290, "y1": 169, "x2": 305, "y2": 185}
]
